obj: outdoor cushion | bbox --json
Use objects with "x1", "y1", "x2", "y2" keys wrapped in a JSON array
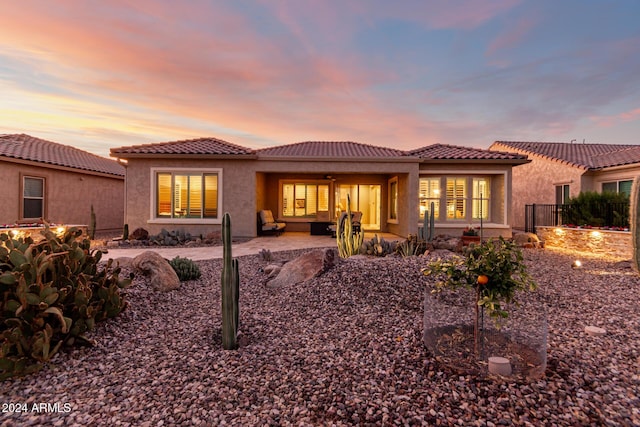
[{"x1": 259, "y1": 210, "x2": 286, "y2": 233}]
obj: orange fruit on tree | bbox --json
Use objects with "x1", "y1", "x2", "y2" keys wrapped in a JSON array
[{"x1": 477, "y1": 275, "x2": 489, "y2": 285}]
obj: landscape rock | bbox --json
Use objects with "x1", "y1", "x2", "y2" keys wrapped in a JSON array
[
  {"x1": 267, "y1": 248, "x2": 338, "y2": 288},
  {"x1": 130, "y1": 227, "x2": 149, "y2": 240},
  {"x1": 131, "y1": 251, "x2": 180, "y2": 292},
  {"x1": 513, "y1": 232, "x2": 542, "y2": 248}
]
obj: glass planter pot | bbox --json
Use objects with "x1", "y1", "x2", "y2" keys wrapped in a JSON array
[{"x1": 423, "y1": 287, "x2": 547, "y2": 377}]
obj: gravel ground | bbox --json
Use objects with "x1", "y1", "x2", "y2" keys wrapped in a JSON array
[{"x1": 1, "y1": 248, "x2": 639, "y2": 426}]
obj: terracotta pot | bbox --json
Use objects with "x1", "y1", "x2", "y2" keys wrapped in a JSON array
[{"x1": 461, "y1": 235, "x2": 481, "y2": 245}]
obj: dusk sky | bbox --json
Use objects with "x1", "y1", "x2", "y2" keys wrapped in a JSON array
[{"x1": 1, "y1": 0, "x2": 639, "y2": 158}]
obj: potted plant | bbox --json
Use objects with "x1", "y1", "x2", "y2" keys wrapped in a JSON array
[{"x1": 461, "y1": 225, "x2": 480, "y2": 245}]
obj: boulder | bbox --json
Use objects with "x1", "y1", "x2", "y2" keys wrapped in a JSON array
[
  {"x1": 132, "y1": 251, "x2": 180, "y2": 292},
  {"x1": 130, "y1": 227, "x2": 149, "y2": 241},
  {"x1": 513, "y1": 232, "x2": 542, "y2": 248},
  {"x1": 267, "y1": 248, "x2": 338, "y2": 288}
]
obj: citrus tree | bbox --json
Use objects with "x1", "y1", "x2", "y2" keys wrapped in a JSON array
[{"x1": 422, "y1": 237, "x2": 536, "y2": 355}]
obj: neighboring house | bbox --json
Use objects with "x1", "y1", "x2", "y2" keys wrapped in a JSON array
[
  {"x1": 110, "y1": 138, "x2": 529, "y2": 238},
  {"x1": 489, "y1": 141, "x2": 640, "y2": 230},
  {"x1": 0, "y1": 134, "x2": 125, "y2": 233}
]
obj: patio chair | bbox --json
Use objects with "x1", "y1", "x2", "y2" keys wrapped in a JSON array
[{"x1": 257, "y1": 210, "x2": 286, "y2": 236}]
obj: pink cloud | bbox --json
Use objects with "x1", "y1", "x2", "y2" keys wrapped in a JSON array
[
  {"x1": 486, "y1": 16, "x2": 537, "y2": 58},
  {"x1": 590, "y1": 108, "x2": 640, "y2": 128}
]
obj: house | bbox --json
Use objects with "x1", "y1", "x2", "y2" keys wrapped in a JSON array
[
  {"x1": 110, "y1": 138, "x2": 529, "y2": 238},
  {"x1": 489, "y1": 141, "x2": 640, "y2": 230},
  {"x1": 0, "y1": 134, "x2": 125, "y2": 233}
]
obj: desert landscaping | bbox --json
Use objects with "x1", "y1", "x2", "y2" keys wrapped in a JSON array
[{"x1": 1, "y1": 244, "x2": 638, "y2": 426}]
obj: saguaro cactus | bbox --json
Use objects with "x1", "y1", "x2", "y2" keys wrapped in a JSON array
[
  {"x1": 221, "y1": 212, "x2": 240, "y2": 350},
  {"x1": 630, "y1": 176, "x2": 640, "y2": 272}
]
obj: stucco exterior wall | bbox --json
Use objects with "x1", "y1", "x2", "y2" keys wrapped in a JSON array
[
  {"x1": 588, "y1": 165, "x2": 640, "y2": 193},
  {"x1": 417, "y1": 163, "x2": 514, "y2": 238},
  {"x1": 490, "y1": 143, "x2": 586, "y2": 230},
  {"x1": 122, "y1": 157, "x2": 419, "y2": 238},
  {"x1": 122, "y1": 158, "x2": 257, "y2": 237},
  {"x1": 0, "y1": 160, "x2": 124, "y2": 232}
]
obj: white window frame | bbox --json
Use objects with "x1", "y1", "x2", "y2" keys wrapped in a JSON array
[
  {"x1": 388, "y1": 176, "x2": 399, "y2": 224},
  {"x1": 278, "y1": 179, "x2": 330, "y2": 222},
  {"x1": 419, "y1": 171, "x2": 507, "y2": 226},
  {"x1": 148, "y1": 168, "x2": 223, "y2": 225},
  {"x1": 22, "y1": 175, "x2": 45, "y2": 220}
]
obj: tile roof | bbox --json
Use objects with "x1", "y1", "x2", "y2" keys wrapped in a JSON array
[
  {"x1": 110, "y1": 137, "x2": 255, "y2": 156},
  {"x1": 492, "y1": 141, "x2": 640, "y2": 169},
  {"x1": 409, "y1": 143, "x2": 529, "y2": 161},
  {"x1": 256, "y1": 141, "x2": 406, "y2": 158},
  {"x1": 0, "y1": 134, "x2": 124, "y2": 176}
]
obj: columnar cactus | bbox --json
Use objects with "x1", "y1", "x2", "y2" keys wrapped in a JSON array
[
  {"x1": 630, "y1": 176, "x2": 640, "y2": 272},
  {"x1": 336, "y1": 194, "x2": 364, "y2": 258},
  {"x1": 418, "y1": 202, "x2": 435, "y2": 242},
  {"x1": 89, "y1": 204, "x2": 97, "y2": 240},
  {"x1": 221, "y1": 212, "x2": 240, "y2": 350}
]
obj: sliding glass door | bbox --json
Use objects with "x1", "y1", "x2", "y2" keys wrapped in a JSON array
[{"x1": 336, "y1": 184, "x2": 381, "y2": 230}]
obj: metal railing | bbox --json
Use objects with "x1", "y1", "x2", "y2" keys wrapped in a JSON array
[{"x1": 525, "y1": 202, "x2": 629, "y2": 233}]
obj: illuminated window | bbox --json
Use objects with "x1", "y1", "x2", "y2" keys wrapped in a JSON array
[
  {"x1": 419, "y1": 177, "x2": 440, "y2": 220},
  {"x1": 282, "y1": 183, "x2": 329, "y2": 218},
  {"x1": 23, "y1": 176, "x2": 45, "y2": 219},
  {"x1": 472, "y1": 178, "x2": 490, "y2": 220},
  {"x1": 446, "y1": 178, "x2": 466, "y2": 220},
  {"x1": 156, "y1": 172, "x2": 218, "y2": 219}
]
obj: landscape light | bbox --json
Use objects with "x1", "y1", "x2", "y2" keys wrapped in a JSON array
[{"x1": 572, "y1": 260, "x2": 582, "y2": 269}]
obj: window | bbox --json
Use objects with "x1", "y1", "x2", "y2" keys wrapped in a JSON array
[
  {"x1": 446, "y1": 178, "x2": 466, "y2": 220},
  {"x1": 420, "y1": 176, "x2": 492, "y2": 222},
  {"x1": 23, "y1": 176, "x2": 44, "y2": 219},
  {"x1": 602, "y1": 180, "x2": 632, "y2": 196},
  {"x1": 155, "y1": 171, "x2": 219, "y2": 219},
  {"x1": 556, "y1": 184, "x2": 570, "y2": 204},
  {"x1": 419, "y1": 177, "x2": 440, "y2": 220},
  {"x1": 472, "y1": 178, "x2": 490, "y2": 220},
  {"x1": 388, "y1": 178, "x2": 398, "y2": 221},
  {"x1": 282, "y1": 183, "x2": 329, "y2": 218}
]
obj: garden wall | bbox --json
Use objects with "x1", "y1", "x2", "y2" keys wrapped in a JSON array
[{"x1": 536, "y1": 226, "x2": 631, "y2": 260}]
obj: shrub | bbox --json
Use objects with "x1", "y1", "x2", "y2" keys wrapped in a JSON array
[
  {"x1": 258, "y1": 248, "x2": 273, "y2": 262},
  {"x1": 396, "y1": 235, "x2": 426, "y2": 257},
  {"x1": 0, "y1": 225, "x2": 133, "y2": 379},
  {"x1": 564, "y1": 191, "x2": 629, "y2": 228},
  {"x1": 168, "y1": 256, "x2": 201, "y2": 281}
]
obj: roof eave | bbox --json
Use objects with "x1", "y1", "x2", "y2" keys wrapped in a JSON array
[
  {"x1": 256, "y1": 155, "x2": 415, "y2": 162},
  {"x1": 418, "y1": 158, "x2": 531, "y2": 165},
  {"x1": 110, "y1": 153, "x2": 258, "y2": 160},
  {"x1": 1, "y1": 155, "x2": 125, "y2": 178}
]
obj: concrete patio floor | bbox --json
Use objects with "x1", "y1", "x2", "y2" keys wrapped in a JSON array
[{"x1": 101, "y1": 231, "x2": 402, "y2": 261}]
